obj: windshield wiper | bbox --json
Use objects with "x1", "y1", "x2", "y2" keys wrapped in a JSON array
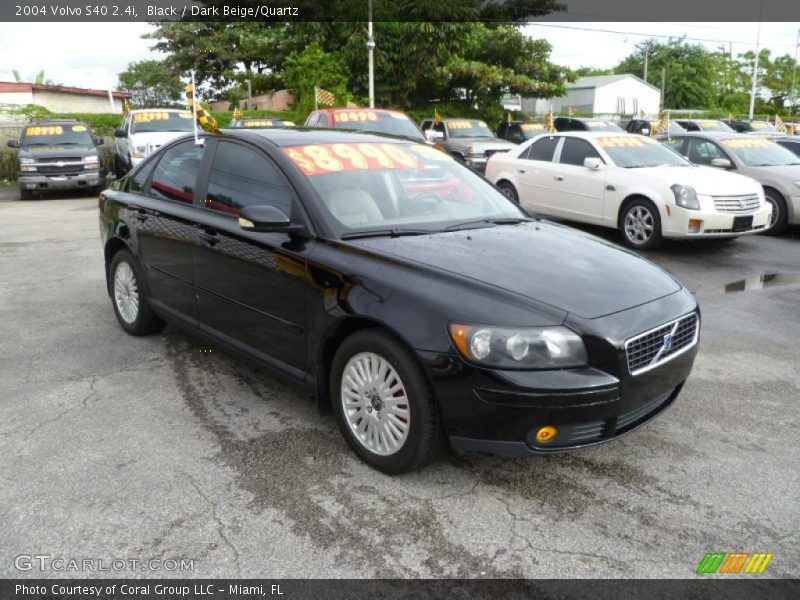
[
  {"x1": 340, "y1": 227, "x2": 434, "y2": 240},
  {"x1": 444, "y1": 216, "x2": 532, "y2": 231}
]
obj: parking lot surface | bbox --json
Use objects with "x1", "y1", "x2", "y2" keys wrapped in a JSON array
[{"x1": 1, "y1": 189, "x2": 798, "y2": 578}]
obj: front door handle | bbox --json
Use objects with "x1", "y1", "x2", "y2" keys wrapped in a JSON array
[
  {"x1": 197, "y1": 227, "x2": 219, "y2": 246},
  {"x1": 517, "y1": 169, "x2": 526, "y2": 174},
  {"x1": 553, "y1": 175, "x2": 565, "y2": 182}
]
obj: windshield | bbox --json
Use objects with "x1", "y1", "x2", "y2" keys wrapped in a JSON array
[
  {"x1": 695, "y1": 120, "x2": 734, "y2": 132},
  {"x1": 282, "y1": 141, "x2": 524, "y2": 235},
  {"x1": 447, "y1": 119, "x2": 495, "y2": 138},
  {"x1": 20, "y1": 123, "x2": 93, "y2": 147},
  {"x1": 332, "y1": 110, "x2": 424, "y2": 141},
  {"x1": 233, "y1": 118, "x2": 295, "y2": 129},
  {"x1": 667, "y1": 122, "x2": 686, "y2": 133},
  {"x1": 721, "y1": 138, "x2": 800, "y2": 166},
  {"x1": 130, "y1": 111, "x2": 195, "y2": 134},
  {"x1": 597, "y1": 136, "x2": 691, "y2": 168},
  {"x1": 748, "y1": 121, "x2": 776, "y2": 131},
  {"x1": 582, "y1": 120, "x2": 624, "y2": 132}
]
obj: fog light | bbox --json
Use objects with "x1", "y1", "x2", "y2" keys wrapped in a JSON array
[
  {"x1": 26, "y1": 183, "x2": 36, "y2": 189},
  {"x1": 688, "y1": 219, "x2": 703, "y2": 234},
  {"x1": 535, "y1": 425, "x2": 558, "y2": 443}
]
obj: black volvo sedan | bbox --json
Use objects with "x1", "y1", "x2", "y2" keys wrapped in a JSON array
[{"x1": 98, "y1": 128, "x2": 700, "y2": 474}]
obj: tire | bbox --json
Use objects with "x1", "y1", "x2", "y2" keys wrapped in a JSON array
[
  {"x1": 109, "y1": 249, "x2": 163, "y2": 336},
  {"x1": 763, "y1": 188, "x2": 788, "y2": 235},
  {"x1": 331, "y1": 329, "x2": 443, "y2": 474},
  {"x1": 620, "y1": 198, "x2": 664, "y2": 249},
  {"x1": 19, "y1": 188, "x2": 33, "y2": 200},
  {"x1": 497, "y1": 180, "x2": 519, "y2": 204}
]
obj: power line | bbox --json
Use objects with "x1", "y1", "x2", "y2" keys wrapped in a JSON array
[{"x1": 525, "y1": 22, "x2": 800, "y2": 50}]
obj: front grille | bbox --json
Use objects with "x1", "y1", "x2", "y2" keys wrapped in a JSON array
[
  {"x1": 713, "y1": 194, "x2": 760, "y2": 213},
  {"x1": 625, "y1": 313, "x2": 699, "y2": 375},
  {"x1": 36, "y1": 157, "x2": 84, "y2": 175}
]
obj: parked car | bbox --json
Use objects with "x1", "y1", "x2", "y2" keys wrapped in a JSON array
[
  {"x1": 419, "y1": 117, "x2": 516, "y2": 172},
  {"x1": 99, "y1": 128, "x2": 700, "y2": 473},
  {"x1": 113, "y1": 109, "x2": 196, "y2": 177},
  {"x1": 774, "y1": 136, "x2": 800, "y2": 158},
  {"x1": 673, "y1": 119, "x2": 734, "y2": 133},
  {"x1": 625, "y1": 118, "x2": 687, "y2": 136},
  {"x1": 6, "y1": 119, "x2": 105, "y2": 199},
  {"x1": 304, "y1": 108, "x2": 426, "y2": 142},
  {"x1": 659, "y1": 131, "x2": 800, "y2": 234},
  {"x1": 726, "y1": 120, "x2": 777, "y2": 135},
  {"x1": 486, "y1": 132, "x2": 770, "y2": 249},
  {"x1": 229, "y1": 117, "x2": 295, "y2": 129},
  {"x1": 496, "y1": 120, "x2": 547, "y2": 143},
  {"x1": 553, "y1": 117, "x2": 624, "y2": 132}
]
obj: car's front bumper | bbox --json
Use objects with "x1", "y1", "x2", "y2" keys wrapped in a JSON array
[
  {"x1": 463, "y1": 155, "x2": 487, "y2": 173},
  {"x1": 787, "y1": 193, "x2": 800, "y2": 224},
  {"x1": 663, "y1": 204, "x2": 771, "y2": 237},
  {"x1": 18, "y1": 171, "x2": 104, "y2": 191},
  {"x1": 421, "y1": 290, "x2": 699, "y2": 456}
]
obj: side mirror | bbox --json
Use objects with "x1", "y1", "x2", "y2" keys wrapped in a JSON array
[
  {"x1": 238, "y1": 205, "x2": 300, "y2": 233},
  {"x1": 114, "y1": 129, "x2": 127, "y2": 138},
  {"x1": 425, "y1": 130, "x2": 444, "y2": 142},
  {"x1": 584, "y1": 157, "x2": 604, "y2": 170},
  {"x1": 710, "y1": 157, "x2": 732, "y2": 169},
  {"x1": 94, "y1": 136, "x2": 104, "y2": 146},
  {"x1": 6, "y1": 140, "x2": 19, "y2": 148},
  {"x1": 641, "y1": 128, "x2": 651, "y2": 136}
]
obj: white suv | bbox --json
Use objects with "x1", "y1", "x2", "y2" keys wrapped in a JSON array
[{"x1": 113, "y1": 109, "x2": 195, "y2": 177}]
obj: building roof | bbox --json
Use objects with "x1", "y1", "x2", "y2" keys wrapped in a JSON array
[
  {"x1": 0, "y1": 82, "x2": 131, "y2": 98},
  {"x1": 568, "y1": 74, "x2": 660, "y2": 93}
]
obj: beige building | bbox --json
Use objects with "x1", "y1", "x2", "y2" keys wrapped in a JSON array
[{"x1": 0, "y1": 82, "x2": 131, "y2": 113}]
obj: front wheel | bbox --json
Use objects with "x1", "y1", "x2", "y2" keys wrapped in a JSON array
[
  {"x1": 19, "y1": 188, "x2": 33, "y2": 200},
  {"x1": 331, "y1": 329, "x2": 443, "y2": 474},
  {"x1": 621, "y1": 199, "x2": 663, "y2": 249},
  {"x1": 109, "y1": 250, "x2": 163, "y2": 336},
  {"x1": 763, "y1": 188, "x2": 788, "y2": 235},
  {"x1": 496, "y1": 180, "x2": 519, "y2": 204}
]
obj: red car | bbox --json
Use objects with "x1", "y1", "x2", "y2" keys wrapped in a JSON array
[{"x1": 304, "y1": 108, "x2": 427, "y2": 143}]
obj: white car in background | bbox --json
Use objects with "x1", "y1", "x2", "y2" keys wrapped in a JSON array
[
  {"x1": 113, "y1": 109, "x2": 196, "y2": 177},
  {"x1": 485, "y1": 132, "x2": 771, "y2": 249}
]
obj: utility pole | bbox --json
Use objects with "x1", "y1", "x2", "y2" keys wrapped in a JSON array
[
  {"x1": 748, "y1": 5, "x2": 763, "y2": 120},
  {"x1": 644, "y1": 44, "x2": 649, "y2": 83},
  {"x1": 790, "y1": 28, "x2": 800, "y2": 114},
  {"x1": 367, "y1": 0, "x2": 375, "y2": 108}
]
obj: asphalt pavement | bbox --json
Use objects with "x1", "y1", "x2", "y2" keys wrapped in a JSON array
[{"x1": 0, "y1": 188, "x2": 798, "y2": 579}]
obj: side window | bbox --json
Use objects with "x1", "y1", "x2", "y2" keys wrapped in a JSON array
[
  {"x1": 420, "y1": 120, "x2": 432, "y2": 131},
  {"x1": 434, "y1": 122, "x2": 446, "y2": 136},
  {"x1": 129, "y1": 160, "x2": 155, "y2": 193},
  {"x1": 524, "y1": 136, "x2": 559, "y2": 161},
  {"x1": 318, "y1": 113, "x2": 329, "y2": 127},
  {"x1": 686, "y1": 139, "x2": 726, "y2": 165},
  {"x1": 508, "y1": 125, "x2": 525, "y2": 143},
  {"x1": 149, "y1": 141, "x2": 205, "y2": 203},
  {"x1": 496, "y1": 123, "x2": 508, "y2": 138},
  {"x1": 558, "y1": 138, "x2": 601, "y2": 166},
  {"x1": 305, "y1": 113, "x2": 319, "y2": 127},
  {"x1": 661, "y1": 137, "x2": 686, "y2": 155},
  {"x1": 204, "y1": 142, "x2": 293, "y2": 217}
]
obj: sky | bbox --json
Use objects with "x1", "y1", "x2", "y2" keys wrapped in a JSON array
[{"x1": 0, "y1": 22, "x2": 798, "y2": 91}]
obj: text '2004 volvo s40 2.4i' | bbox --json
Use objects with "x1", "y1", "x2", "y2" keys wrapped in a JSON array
[{"x1": 98, "y1": 128, "x2": 700, "y2": 474}]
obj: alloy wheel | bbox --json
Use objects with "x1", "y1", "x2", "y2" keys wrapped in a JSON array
[
  {"x1": 624, "y1": 205, "x2": 655, "y2": 245},
  {"x1": 340, "y1": 352, "x2": 410, "y2": 456},
  {"x1": 114, "y1": 261, "x2": 140, "y2": 324},
  {"x1": 765, "y1": 194, "x2": 780, "y2": 231}
]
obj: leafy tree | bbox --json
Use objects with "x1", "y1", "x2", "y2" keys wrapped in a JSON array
[
  {"x1": 282, "y1": 43, "x2": 352, "y2": 115},
  {"x1": 117, "y1": 60, "x2": 183, "y2": 107}
]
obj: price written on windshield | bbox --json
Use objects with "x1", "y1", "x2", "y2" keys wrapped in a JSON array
[{"x1": 14, "y1": 4, "x2": 139, "y2": 17}]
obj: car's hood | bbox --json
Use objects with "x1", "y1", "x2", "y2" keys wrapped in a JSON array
[
  {"x1": 350, "y1": 221, "x2": 682, "y2": 319},
  {"x1": 446, "y1": 137, "x2": 516, "y2": 153},
  {"x1": 19, "y1": 145, "x2": 96, "y2": 159},
  {"x1": 630, "y1": 165, "x2": 759, "y2": 195},
  {"x1": 744, "y1": 163, "x2": 800, "y2": 180},
  {"x1": 129, "y1": 131, "x2": 192, "y2": 147}
]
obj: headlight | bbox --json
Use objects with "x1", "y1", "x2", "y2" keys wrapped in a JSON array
[
  {"x1": 19, "y1": 157, "x2": 36, "y2": 172},
  {"x1": 83, "y1": 155, "x2": 100, "y2": 169},
  {"x1": 671, "y1": 184, "x2": 700, "y2": 210},
  {"x1": 467, "y1": 146, "x2": 485, "y2": 156},
  {"x1": 19, "y1": 157, "x2": 34, "y2": 164},
  {"x1": 449, "y1": 323, "x2": 588, "y2": 369}
]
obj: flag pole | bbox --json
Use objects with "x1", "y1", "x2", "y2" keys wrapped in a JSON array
[
  {"x1": 314, "y1": 85, "x2": 318, "y2": 112},
  {"x1": 191, "y1": 70, "x2": 200, "y2": 145}
]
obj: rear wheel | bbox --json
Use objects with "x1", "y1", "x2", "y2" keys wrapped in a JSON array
[
  {"x1": 763, "y1": 188, "x2": 788, "y2": 235},
  {"x1": 621, "y1": 199, "x2": 663, "y2": 249},
  {"x1": 496, "y1": 180, "x2": 519, "y2": 204},
  {"x1": 331, "y1": 329, "x2": 443, "y2": 474},
  {"x1": 109, "y1": 249, "x2": 163, "y2": 336}
]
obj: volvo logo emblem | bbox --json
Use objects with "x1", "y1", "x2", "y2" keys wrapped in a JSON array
[{"x1": 663, "y1": 334, "x2": 673, "y2": 351}]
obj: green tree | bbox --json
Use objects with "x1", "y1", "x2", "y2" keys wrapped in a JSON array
[
  {"x1": 282, "y1": 43, "x2": 351, "y2": 115},
  {"x1": 117, "y1": 60, "x2": 183, "y2": 107}
]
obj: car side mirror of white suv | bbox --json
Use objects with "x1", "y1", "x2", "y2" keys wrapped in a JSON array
[{"x1": 584, "y1": 157, "x2": 604, "y2": 170}]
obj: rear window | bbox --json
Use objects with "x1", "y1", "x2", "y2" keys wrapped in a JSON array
[
  {"x1": 331, "y1": 110, "x2": 424, "y2": 141},
  {"x1": 130, "y1": 111, "x2": 195, "y2": 134}
]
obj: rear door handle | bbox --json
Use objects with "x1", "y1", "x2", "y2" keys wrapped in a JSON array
[{"x1": 553, "y1": 175, "x2": 565, "y2": 182}]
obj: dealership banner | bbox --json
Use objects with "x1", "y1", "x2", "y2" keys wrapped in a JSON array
[
  {"x1": 2, "y1": 0, "x2": 800, "y2": 22},
  {"x1": 1, "y1": 579, "x2": 799, "y2": 600}
]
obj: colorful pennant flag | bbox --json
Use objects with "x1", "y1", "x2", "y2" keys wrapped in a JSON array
[{"x1": 185, "y1": 82, "x2": 219, "y2": 133}]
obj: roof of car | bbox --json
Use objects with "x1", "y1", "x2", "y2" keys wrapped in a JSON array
[
  {"x1": 657, "y1": 131, "x2": 756, "y2": 140},
  {"x1": 218, "y1": 127, "x2": 413, "y2": 147}
]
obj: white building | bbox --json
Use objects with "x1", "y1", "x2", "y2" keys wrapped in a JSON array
[
  {"x1": 0, "y1": 82, "x2": 131, "y2": 113},
  {"x1": 522, "y1": 74, "x2": 661, "y2": 117}
]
